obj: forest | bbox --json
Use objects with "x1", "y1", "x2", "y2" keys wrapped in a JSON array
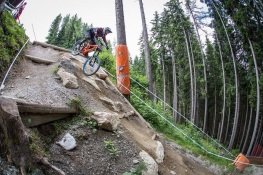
[{"x1": 45, "y1": 0, "x2": 263, "y2": 166}]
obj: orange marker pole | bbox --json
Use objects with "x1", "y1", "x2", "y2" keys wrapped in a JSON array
[
  {"x1": 115, "y1": 0, "x2": 130, "y2": 99},
  {"x1": 116, "y1": 45, "x2": 130, "y2": 96}
]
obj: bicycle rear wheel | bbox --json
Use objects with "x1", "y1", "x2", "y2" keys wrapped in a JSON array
[
  {"x1": 71, "y1": 39, "x2": 85, "y2": 55},
  {"x1": 82, "y1": 55, "x2": 101, "y2": 76}
]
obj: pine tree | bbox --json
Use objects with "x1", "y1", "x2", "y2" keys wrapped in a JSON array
[
  {"x1": 55, "y1": 14, "x2": 70, "y2": 47},
  {"x1": 46, "y1": 14, "x2": 62, "y2": 44}
]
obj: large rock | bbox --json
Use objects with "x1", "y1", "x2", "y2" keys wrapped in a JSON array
[
  {"x1": 155, "y1": 141, "x2": 164, "y2": 163},
  {"x1": 96, "y1": 68, "x2": 108, "y2": 80},
  {"x1": 139, "y1": 150, "x2": 158, "y2": 175},
  {"x1": 57, "y1": 68, "x2": 79, "y2": 89},
  {"x1": 91, "y1": 112, "x2": 120, "y2": 131},
  {"x1": 81, "y1": 76, "x2": 101, "y2": 92},
  {"x1": 99, "y1": 96, "x2": 123, "y2": 112}
]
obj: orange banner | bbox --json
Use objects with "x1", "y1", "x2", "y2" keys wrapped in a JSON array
[{"x1": 115, "y1": 45, "x2": 130, "y2": 95}]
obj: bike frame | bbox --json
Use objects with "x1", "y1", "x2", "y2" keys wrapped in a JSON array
[{"x1": 80, "y1": 43, "x2": 99, "y2": 57}]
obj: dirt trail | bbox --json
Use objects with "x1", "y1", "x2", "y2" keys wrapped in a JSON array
[{"x1": 1, "y1": 42, "x2": 219, "y2": 175}]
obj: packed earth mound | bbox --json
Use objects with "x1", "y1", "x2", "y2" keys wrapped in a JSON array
[{"x1": 0, "y1": 41, "x2": 221, "y2": 175}]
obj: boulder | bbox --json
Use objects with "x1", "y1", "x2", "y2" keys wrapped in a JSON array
[
  {"x1": 99, "y1": 96, "x2": 123, "y2": 112},
  {"x1": 96, "y1": 68, "x2": 108, "y2": 80},
  {"x1": 57, "y1": 68, "x2": 79, "y2": 89},
  {"x1": 92, "y1": 112, "x2": 120, "y2": 131},
  {"x1": 139, "y1": 150, "x2": 158, "y2": 175},
  {"x1": 81, "y1": 76, "x2": 101, "y2": 92},
  {"x1": 155, "y1": 141, "x2": 164, "y2": 163}
]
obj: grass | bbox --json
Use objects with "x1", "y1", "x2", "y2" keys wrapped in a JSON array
[
  {"x1": 130, "y1": 93, "x2": 236, "y2": 171},
  {"x1": 123, "y1": 161, "x2": 147, "y2": 175},
  {"x1": 29, "y1": 129, "x2": 49, "y2": 157},
  {"x1": 67, "y1": 97, "x2": 92, "y2": 117},
  {"x1": 104, "y1": 139, "x2": 119, "y2": 157},
  {"x1": 50, "y1": 64, "x2": 59, "y2": 74}
]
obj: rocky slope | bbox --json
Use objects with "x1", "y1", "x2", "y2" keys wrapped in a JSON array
[{"x1": 0, "y1": 41, "x2": 222, "y2": 175}]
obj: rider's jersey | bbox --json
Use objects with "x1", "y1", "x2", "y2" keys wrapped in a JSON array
[{"x1": 88, "y1": 28, "x2": 107, "y2": 47}]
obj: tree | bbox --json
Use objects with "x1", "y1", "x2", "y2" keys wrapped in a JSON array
[
  {"x1": 138, "y1": 0, "x2": 154, "y2": 100},
  {"x1": 183, "y1": 29, "x2": 194, "y2": 123},
  {"x1": 209, "y1": 1, "x2": 240, "y2": 150},
  {"x1": 46, "y1": 14, "x2": 62, "y2": 44},
  {"x1": 186, "y1": 0, "x2": 208, "y2": 130},
  {"x1": 215, "y1": 30, "x2": 226, "y2": 142},
  {"x1": 0, "y1": 0, "x2": 5, "y2": 15},
  {"x1": 115, "y1": 0, "x2": 130, "y2": 99},
  {"x1": 246, "y1": 39, "x2": 260, "y2": 155},
  {"x1": 55, "y1": 14, "x2": 70, "y2": 47}
]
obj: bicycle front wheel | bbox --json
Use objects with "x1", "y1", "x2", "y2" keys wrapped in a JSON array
[{"x1": 82, "y1": 55, "x2": 101, "y2": 76}]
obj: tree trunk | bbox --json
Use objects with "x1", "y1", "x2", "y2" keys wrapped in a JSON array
[
  {"x1": 246, "y1": 39, "x2": 260, "y2": 155},
  {"x1": 239, "y1": 97, "x2": 249, "y2": 150},
  {"x1": 183, "y1": 29, "x2": 194, "y2": 122},
  {"x1": 188, "y1": 35, "x2": 197, "y2": 124},
  {"x1": 0, "y1": 97, "x2": 31, "y2": 171},
  {"x1": 171, "y1": 51, "x2": 178, "y2": 122},
  {"x1": 212, "y1": 87, "x2": 217, "y2": 138},
  {"x1": 186, "y1": 2, "x2": 208, "y2": 130},
  {"x1": 115, "y1": 0, "x2": 127, "y2": 45},
  {"x1": 161, "y1": 54, "x2": 166, "y2": 110},
  {"x1": 115, "y1": 0, "x2": 130, "y2": 99},
  {"x1": 138, "y1": 0, "x2": 154, "y2": 100},
  {"x1": 211, "y1": 1, "x2": 240, "y2": 150},
  {"x1": 242, "y1": 108, "x2": 253, "y2": 153},
  {"x1": 254, "y1": 119, "x2": 263, "y2": 156},
  {"x1": 216, "y1": 32, "x2": 226, "y2": 142},
  {"x1": 224, "y1": 106, "x2": 231, "y2": 144}
]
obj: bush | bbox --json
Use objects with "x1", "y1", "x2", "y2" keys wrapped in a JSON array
[
  {"x1": 0, "y1": 11, "x2": 28, "y2": 75},
  {"x1": 99, "y1": 49, "x2": 116, "y2": 75}
]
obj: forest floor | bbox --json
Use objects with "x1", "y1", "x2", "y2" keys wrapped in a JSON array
[{"x1": 1, "y1": 42, "x2": 260, "y2": 175}]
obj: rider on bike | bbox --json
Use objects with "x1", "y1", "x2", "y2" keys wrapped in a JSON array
[{"x1": 84, "y1": 27, "x2": 112, "y2": 51}]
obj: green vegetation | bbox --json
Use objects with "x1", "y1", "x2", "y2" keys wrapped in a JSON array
[
  {"x1": 99, "y1": 46, "x2": 116, "y2": 76},
  {"x1": 103, "y1": 139, "x2": 119, "y2": 157},
  {"x1": 50, "y1": 64, "x2": 59, "y2": 74},
  {"x1": 129, "y1": 63, "x2": 234, "y2": 169},
  {"x1": 29, "y1": 129, "x2": 49, "y2": 157},
  {"x1": 46, "y1": 14, "x2": 88, "y2": 49},
  {"x1": 131, "y1": 91, "x2": 235, "y2": 170},
  {"x1": 67, "y1": 97, "x2": 91, "y2": 117},
  {"x1": 123, "y1": 161, "x2": 147, "y2": 175},
  {"x1": 0, "y1": 11, "x2": 28, "y2": 74}
]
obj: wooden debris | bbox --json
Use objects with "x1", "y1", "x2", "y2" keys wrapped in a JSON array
[
  {"x1": 37, "y1": 157, "x2": 65, "y2": 175},
  {"x1": 21, "y1": 113, "x2": 73, "y2": 127},
  {"x1": 17, "y1": 102, "x2": 78, "y2": 127},
  {"x1": 0, "y1": 97, "x2": 31, "y2": 170},
  {"x1": 1, "y1": 96, "x2": 78, "y2": 127},
  {"x1": 17, "y1": 102, "x2": 77, "y2": 114}
]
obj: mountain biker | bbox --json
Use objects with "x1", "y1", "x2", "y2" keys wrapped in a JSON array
[{"x1": 85, "y1": 27, "x2": 112, "y2": 50}]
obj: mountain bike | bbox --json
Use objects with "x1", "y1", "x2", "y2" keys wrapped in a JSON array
[{"x1": 71, "y1": 39, "x2": 102, "y2": 76}]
